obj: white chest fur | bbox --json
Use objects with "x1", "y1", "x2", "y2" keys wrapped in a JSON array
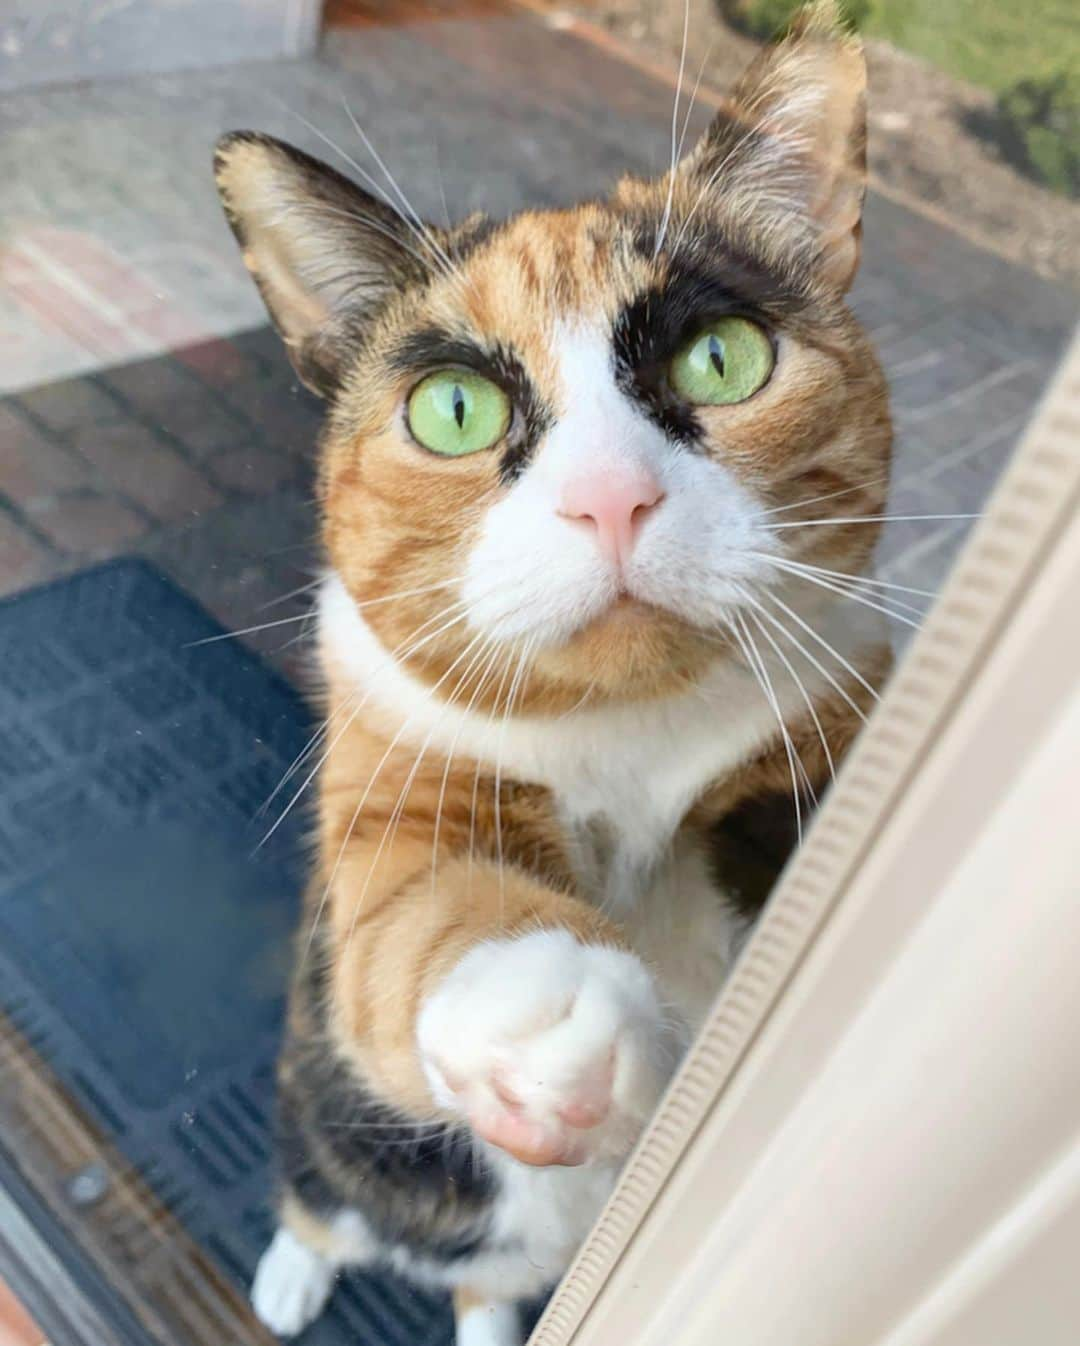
[
  {"x1": 321, "y1": 574, "x2": 779, "y2": 857},
  {"x1": 319, "y1": 574, "x2": 785, "y2": 1016},
  {"x1": 319, "y1": 574, "x2": 889, "y2": 1014}
]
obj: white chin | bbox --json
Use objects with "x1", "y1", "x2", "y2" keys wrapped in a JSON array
[
  {"x1": 626, "y1": 559, "x2": 754, "y2": 633},
  {"x1": 467, "y1": 579, "x2": 619, "y2": 649}
]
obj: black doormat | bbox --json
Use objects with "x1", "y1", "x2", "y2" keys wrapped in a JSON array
[{"x1": 0, "y1": 559, "x2": 454, "y2": 1345}]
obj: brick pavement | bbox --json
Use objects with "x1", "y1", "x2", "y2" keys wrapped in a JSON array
[
  {"x1": 0, "y1": 17, "x2": 1074, "y2": 1337},
  {"x1": 0, "y1": 325, "x2": 321, "y2": 674},
  {"x1": 0, "y1": 1277, "x2": 45, "y2": 1346},
  {"x1": 0, "y1": 6, "x2": 1076, "y2": 670}
]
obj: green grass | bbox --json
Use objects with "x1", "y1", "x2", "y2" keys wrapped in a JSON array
[
  {"x1": 725, "y1": 0, "x2": 1078, "y2": 94},
  {"x1": 721, "y1": 0, "x2": 1080, "y2": 192},
  {"x1": 864, "y1": 0, "x2": 1077, "y2": 94}
]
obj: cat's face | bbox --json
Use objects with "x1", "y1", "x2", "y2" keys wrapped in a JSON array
[{"x1": 216, "y1": 4, "x2": 890, "y2": 704}]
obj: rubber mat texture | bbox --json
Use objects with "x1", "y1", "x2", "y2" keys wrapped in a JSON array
[{"x1": 0, "y1": 559, "x2": 455, "y2": 1345}]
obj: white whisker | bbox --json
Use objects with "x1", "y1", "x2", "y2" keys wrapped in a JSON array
[
  {"x1": 257, "y1": 577, "x2": 324, "y2": 611},
  {"x1": 288, "y1": 197, "x2": 444, "y2": 276},
  {"x1": 431, "y1": 635, "x2": 502, "y2": 896},
  {"x1": 769, "y1": 561, "x2": 923, "y2": 629},
  {"x1": 493, "y1": 638, "x2": 536, "y2": 903},
  {"x1": 759, "y1": 475, "x2": 889, "y2": 517},
  {"x1": 261, "y1": 598, "x2": 475, "y2": 856},
  {"x1": 340, "y1": 97, "x2": 461, "y2": 282},
  {"x1": 321, "y1": 1119, "x2": 446, "y2": 1133},
  {"x1": 183, "y1": 611, "x2": 312, "y2": 648},
  {"x1": 185, "y1": 577, "x2": 462, "y2": 649},
  {"x1": 729, "y1": 611, "x2": 806, "y2": 843},
  {"x1": 273, "y1": 98, "x2": 456, "y2": 283},
  {"x1": 756, "y1": 587, "x2": 880, "y2": 706},
  {"x1": 480, "y1": 650, "x2": 517, "y2": 917},
  {"x1": 463, "y1": 644, "x2": 507, "y2": 894},
  {"x1": 744, "y1": 605, "x2": 836, "y2": 784},
  {"x1": 256, "y1": 692, "x2": 356, "y2": 819},
  {"x1": 763, "y1": 512, "x2": 980, "y2": 531},
  {"x1": 750, "y1": 553, "x2": 936, "y2": 599},
  {"x1": 653, "y1": 0, "x2": 691, "y2": 260},
  {"x1": 736, "y1": 591, "x2": 868, "y2": 726},
  {"x1": 433, "y1": 136, "x2": 452, "y2": 233},
  {"x1": 340, "y1": 628, "x2": 494, "y2": 949},
  {"x1": 792, "y1": 567, "x2": 928, "y2": 621},
  {"x1": 675, "y1": 39, "x2": 716, "y2": 165}
]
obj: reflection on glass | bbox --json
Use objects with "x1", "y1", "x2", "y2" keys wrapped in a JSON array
[{"x1": 0, "y1": 2, "x2": 1074, "y2": 1344}]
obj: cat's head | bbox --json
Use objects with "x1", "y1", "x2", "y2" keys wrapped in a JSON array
[{"x1": 215, "y1": 1, "x2": 889, "y2": 706}]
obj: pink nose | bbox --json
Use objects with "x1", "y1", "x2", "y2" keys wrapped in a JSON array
[{"x1": 559, "y1": 469, "x2": 665, "y2": 567}]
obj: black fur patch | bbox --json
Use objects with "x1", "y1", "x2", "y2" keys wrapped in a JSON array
[
  {"x1": 630, "y1": 205, "x2": 814, "y2": 317},
  {"x1": 447, "y1": 214, "x2": 505, "y2": 263},
  {"x1": 612, "y1": 257, "x2": 785, "y2": 445},
  {"x1": 274, "y1": 929, "x2": 501, "y2": 1264},
  {"x1": 214, "y1": 131, "x2": 435, "y2": 399},
  {"x1": 390, "y1": 327, "x2": 553, "y2": 482},
  {"x1": 706, "y1": 788, "x2": 807, "y2": 921}
]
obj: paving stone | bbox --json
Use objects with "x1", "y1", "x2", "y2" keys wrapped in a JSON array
[
  {"x1": 897, "y1": 417, "x2": 1024, "y2": 500},
  {"x1": 920, "y1": 458, "x2": 1012, "y2": 518},
  {"x1": 138, "y1": 491, "x2": 321, "y2": 672},
  {"x1": 173, "y1": 336, "x2": 262, "y2": 388},
  {"x1": 850, "y1": 278, "x2": 947, "y2": 346},
  {"x1": 0, "y1": 1268, "x2": 49, "y2": 1345},
  {"x1": 0, "y1": 3, "x2": 1074, "y2": 671},
  {"x1": 226, "y1": 327, "x2": 286, "y2": 375},
  {"x1": 0, "y1": 509, "x2": 58, "y2": 596},
  {"x1": 207, "y1": 446, "x2": 299, "y2": 495},
  {"x1": 218, "y1": 382, "x2": 323, "y2": 456},
  {"x1": 886, "y1": 338, "x2": 1020, "y2": 419},
  {"x1": 0, "y1": 402, "x2": 97, "y2": 506},
  {"x1": 69, "y1": 421, "x2": 222, "y2": 523},
  {"x1": 165, "y1": 403, "x2": 255, "y2": 459},
  {"x1": 16, "y1": 378, "x2": 122, "y2": 432},
  {"x1": 101, "y1": 358, "x2": 251, "y2": 458},
  {"x1": 27, "y1": 493, "x2": 148, "y2": 556},
  {"x1": 101, "y1": 358, "x2": 204, "y2": 414}
]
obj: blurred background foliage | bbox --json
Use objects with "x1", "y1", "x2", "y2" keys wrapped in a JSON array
[{"x1": 718, "y1": 0, "x2": 1078, "y2": 194}]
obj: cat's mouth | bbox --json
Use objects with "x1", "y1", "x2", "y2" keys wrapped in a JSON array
[
  {"x1": 591, "y1": 589, "x2": 666, "y2": 630},
  {"x1": 611, "y1": 591, "x2": 654, "y2": 615}
]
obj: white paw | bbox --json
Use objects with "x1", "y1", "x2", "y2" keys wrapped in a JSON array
[
  {"x1": 417, "y1": 930, "x2": 675, "y2": 1167},
  {"x1": 251, "y1": 1228, "x2": 335, "y2": 1337},
  {"x1": 458, "y1": 1300, "x2": 522, "y2": 1346}
]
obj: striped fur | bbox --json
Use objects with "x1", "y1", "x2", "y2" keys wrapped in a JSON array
[{"x1": 216, "y1": 6, "x2": 891, "y2": 1341}]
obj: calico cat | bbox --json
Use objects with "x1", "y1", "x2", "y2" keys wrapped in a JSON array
[{"x1": 213, "y1": 4, "x2": 891, "y2": 1342}]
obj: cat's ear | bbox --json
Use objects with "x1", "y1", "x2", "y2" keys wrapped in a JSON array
[
  {"x1": 214, "y1": 132, "x2": 430, "y2": 396},
  {"x1": 684, "y1": 0, "x2": 867, "y2": 292}
]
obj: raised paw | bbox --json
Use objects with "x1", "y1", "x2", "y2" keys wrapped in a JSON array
[
  {"x1": 456, "y1": 1297, "x2": 522, "y2": 1346},
  {"x1": 251, "y1": 1227, "x2": 335, "y2": 1338},
  {"x1": 417, "y1": 930, "x2": 676, "y2": 1167}
]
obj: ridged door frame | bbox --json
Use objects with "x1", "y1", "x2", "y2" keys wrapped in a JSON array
[{"x1": 530, "y1": 330, "x2": 1080, "y2": 1346}]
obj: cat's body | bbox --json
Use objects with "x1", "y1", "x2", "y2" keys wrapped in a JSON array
[
  {"x1": 214, "y1": 6, "x2": 891, "y2": 1342},
  {"x1": 257, "y1": 570, "x2": 883, "y2": 1339}
]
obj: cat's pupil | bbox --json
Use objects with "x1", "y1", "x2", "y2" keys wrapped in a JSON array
[
  {"x1": 708, "y1": 335, "x2": 725, "y2": 378},
  {"x1": 452, "y1": 384, "x2": 466, "y2": 428}
]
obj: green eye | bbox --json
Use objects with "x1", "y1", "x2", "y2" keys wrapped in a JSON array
[
  {"x1": 406, "y1": 370, "x2": 511, "y2": 457},
  {"x1": 669, "y1": 317, "x2": 774, "y2": 405}
]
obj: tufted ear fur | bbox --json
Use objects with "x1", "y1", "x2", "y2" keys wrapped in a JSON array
[
  {"x1": 683, "y1": 0, "x2": 867, "y2": 292},
  {"x1": 214, "y1": 131, "x2": 432, "y2": 396}
]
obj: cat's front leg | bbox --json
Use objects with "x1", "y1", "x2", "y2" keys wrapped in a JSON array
[
  {"x1": 453, "y1": 1290, "x2": 522, "y2": 1346},
  {"x1": 418, "y1": 928, "x2": 678, "y2": 1167}
]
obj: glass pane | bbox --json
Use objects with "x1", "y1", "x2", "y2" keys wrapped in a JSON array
[{"x1": 0, "y1": 3, "x2": 1075, "y2": 1344}]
